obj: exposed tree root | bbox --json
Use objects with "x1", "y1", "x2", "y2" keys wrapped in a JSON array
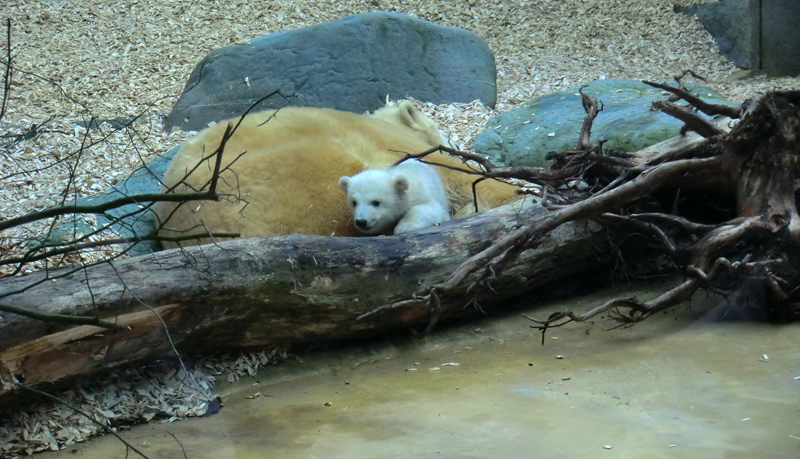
[{"x1": 364, "y1": 79, "x2": 800, "y2": 332}]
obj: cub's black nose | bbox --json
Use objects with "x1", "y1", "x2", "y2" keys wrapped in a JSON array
[{"x1": 355, "y1": 219, "x2": 369, "y2": 229}]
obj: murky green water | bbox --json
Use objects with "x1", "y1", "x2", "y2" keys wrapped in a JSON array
[{"x1": 49, "y1": 279, "x2": 800, "y2": 458}]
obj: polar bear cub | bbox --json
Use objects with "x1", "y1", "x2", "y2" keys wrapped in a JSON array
[{"x1": 338, "y1": 160, "x2": 450, "y2": 235}]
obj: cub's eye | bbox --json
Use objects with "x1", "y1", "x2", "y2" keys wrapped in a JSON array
[
  {"x1": 370, "y1": 200, "x2": 381, "y2": 207},
  {"x1": 351, "y1": 200, "x2": 357, "y2": 207}
]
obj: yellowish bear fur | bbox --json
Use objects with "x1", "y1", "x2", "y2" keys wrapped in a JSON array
[{"x1": 154, "y1": 102, "x2": 518, "y2": 248}]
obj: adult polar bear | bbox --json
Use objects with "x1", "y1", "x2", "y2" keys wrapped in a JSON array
[{"x1": 155, "y1": 102, "x2": 519, "y2": 248}]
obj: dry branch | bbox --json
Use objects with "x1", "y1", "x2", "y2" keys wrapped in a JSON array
[
  {"x1": 0, "y1": 18, "x2": 11, "y2": 123},
  {"x1": 642, "y1": 79, "x2": 742, "y2": 119},
  {"x1": 651, "y1": 100, "x2": 725, "y2": 138}
]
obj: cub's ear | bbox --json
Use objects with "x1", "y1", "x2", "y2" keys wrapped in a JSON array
[
  {"x1": 338, "y1": 176, "x2": 350, "y2": 192},
  {"x1": 393, "y1": 177, "x2": 409, "y2": 196}
]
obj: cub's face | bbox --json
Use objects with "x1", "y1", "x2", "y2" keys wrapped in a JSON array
[{"x1": 339, "y1": 170, "x2": 406, "y2": 235}]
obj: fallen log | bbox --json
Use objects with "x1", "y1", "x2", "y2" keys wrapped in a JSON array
[{"x1": 0, "y1": 199, "x2": 616, "y2": 401}]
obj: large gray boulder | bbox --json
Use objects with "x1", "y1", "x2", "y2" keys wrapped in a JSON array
[
  {"x1": 165, "y1": 12, "x2": 497, "y2": 132},
  {"x1": 472, "y1": 79, "x2": 734, "y2": 167}
]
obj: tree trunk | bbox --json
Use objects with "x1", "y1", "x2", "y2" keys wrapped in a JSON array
[{"x1": 0, "y1": 200, "x2": 614, "y2": 400}]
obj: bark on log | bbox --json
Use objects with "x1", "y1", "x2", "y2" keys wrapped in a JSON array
[{"x1": 0, "y1": 199, "x2": 615, "y2": 400}]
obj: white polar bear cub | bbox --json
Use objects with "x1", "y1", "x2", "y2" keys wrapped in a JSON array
[{"x1": 338, "y1": 160, "x2": 451, "y2": 235}]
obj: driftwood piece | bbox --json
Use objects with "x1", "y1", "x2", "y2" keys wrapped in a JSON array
[{"x1": 0, "y1": 199, "x2": 614, "y2": 400}]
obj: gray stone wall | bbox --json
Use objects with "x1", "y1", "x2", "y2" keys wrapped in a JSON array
[
  {"x1": 682, "y1": 0, "x2": 800, "y2": 70},
  {"x1": 761, "y1": 0, "x2": 800, "y2": 69}
]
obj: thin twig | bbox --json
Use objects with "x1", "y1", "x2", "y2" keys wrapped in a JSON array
[
  {"x1": 0, "y1": 19, "x2": 12, "y2": 123},
  {"x1": 0, "y1": 301, "x2": 128, "y2": 330},
  {"x1": 0, "y1": 191, "x2": 220, "y2": 232},
  {"x1": 167, "y1": 431, "x2": 189, "y2": 459}
]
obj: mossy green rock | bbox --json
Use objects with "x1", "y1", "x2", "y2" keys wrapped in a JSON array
[
  {"x1": 472, "y1": 79, "x2": 734, "y2": 167},
  {"x1": 43, "y1": 147, "x2": 177, "y2": 257}
]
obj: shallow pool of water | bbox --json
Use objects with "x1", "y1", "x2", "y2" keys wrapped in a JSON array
[{"x1": 49, "y1": 279, "x2": 800, "y2": 458}]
